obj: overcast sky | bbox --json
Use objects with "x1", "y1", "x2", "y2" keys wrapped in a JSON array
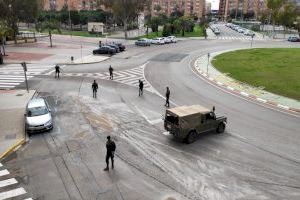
[{"x1": 207, "y1": 0, "x2": 219, "y2": 10}]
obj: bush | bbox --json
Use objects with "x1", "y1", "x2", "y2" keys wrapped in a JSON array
[{"x1": 162, "y1": 23, "x2": 172, "y2": 37}]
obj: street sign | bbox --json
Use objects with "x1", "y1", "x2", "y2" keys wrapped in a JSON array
[{"x1": 21, "y1": 62, "x2": 27, "y2": 72}]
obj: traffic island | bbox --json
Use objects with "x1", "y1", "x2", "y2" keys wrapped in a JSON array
[
  {"x1": 193, "y1": 49, "x2": 300, "y2": 113},
  {"x1": 0, "y1": 90, "x2": 36, "y2": 159},
  {"x1": 65, "y1": 55, "x2": 110, "y2": 65}
]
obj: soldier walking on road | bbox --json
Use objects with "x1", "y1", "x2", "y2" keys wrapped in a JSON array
[
  {"x1": 165, "y1": 87, "x2": 170, "y2": 107},
  {"x1": 92, "y1": 80, "x2": 98, "y2": 98},
  {"x1": 55, "y1": 64, "x2": 61, "y2": 78},
  {"x1": 109, "y1": 65, "x2": 114, "y2": 80},
  {"x1": 139, "y1": 80, "x2": 144, "y2": 96},
  {"x1": 104, "y1": 136, "x2": 116, "y2": 171}
]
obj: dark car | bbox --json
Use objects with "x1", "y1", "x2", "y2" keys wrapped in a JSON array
[
  {"x1": 115, "y1": 43, "x2": 126, "y2": 51},
  {"x1": 93, "y1": 46, "x2": 116, "y2": 55},
  {"x1": 107, "y1": 44, "x2": 120, "y2": 53},
  {"x1": 288, "y1": 36, "x2": 300, "y2": 42}
]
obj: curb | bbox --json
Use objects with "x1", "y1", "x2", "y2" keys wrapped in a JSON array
[
  {"x1": 193, "y1": 59, "x2": 300, "y2": 114},
  {"x1": 0, "y1": 138, "x2": 26, "y2": 160}
]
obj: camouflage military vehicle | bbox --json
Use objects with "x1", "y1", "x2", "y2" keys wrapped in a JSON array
[{"x1": 164, "y1": 105, "x2": 227, "y2": 143}]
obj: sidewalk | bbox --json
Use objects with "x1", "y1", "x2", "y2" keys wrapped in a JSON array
[
  {"x1": 194, "y1": 50, "x2": 300, "y2": 113},
  {"x1": 0, "y1": 90, "x2": 36, "y2": 159}
]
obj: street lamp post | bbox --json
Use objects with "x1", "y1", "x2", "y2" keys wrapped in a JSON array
[
  {"x1": 207, "y1": 53, "x2": 210, "y2": 75},
  {"x1": 21, "y1": 62, "x2": 29, "y2": 93},
  {"x1": 250, "y1": 35, "x2": 254, "y2": 48}
]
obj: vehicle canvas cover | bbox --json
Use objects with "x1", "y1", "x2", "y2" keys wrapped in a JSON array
[{"x1": 167, "y1": 105, "x2": 211, "y2": 117}]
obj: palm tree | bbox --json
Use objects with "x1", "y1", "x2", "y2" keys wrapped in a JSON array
[{"x1": 37, "y1": 20, "x2": 61, "y2": 47}]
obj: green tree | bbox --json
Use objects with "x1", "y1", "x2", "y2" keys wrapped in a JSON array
[
  {"x1": 266, "y1": 0, "x2": 285, "y2": 35},
  {"x1": 37, "y1": 20, "x2": 61, "y2": 47},
  {"x1": 149, "y1": 17, "x2": 161, "y2": 35},
  {"x1": 279, "y1": 3, "x2": 298, "y2": 37},
  {"x1": 100, "y1": 0, "x2": 149, "y2": 39},
  {"x1": 0, "y1": 20, "x2": 13, "y2": 56}
]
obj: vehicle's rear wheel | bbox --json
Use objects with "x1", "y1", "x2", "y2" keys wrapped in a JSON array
[
  {"x1": 186, "y1": 130, "x2": 198, "y2": 144},
  {"x1": 216, "y1": 122, "x2": 226, "y2": 133}
]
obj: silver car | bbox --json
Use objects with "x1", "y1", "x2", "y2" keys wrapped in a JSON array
[{"x1": 25, "y1": 98, "x2": 53, "y2": 134}]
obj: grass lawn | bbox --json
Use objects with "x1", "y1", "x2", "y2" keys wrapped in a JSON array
[
  {"x1": 212, "y1": 48, "x2": 300, "y2": 100},
  {"x1": 133, "y1": 25, "x2": 204, "y2": 40}
]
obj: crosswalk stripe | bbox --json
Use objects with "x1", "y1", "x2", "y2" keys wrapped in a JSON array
[
  {"x1": 0, "y1": 82, "x2": 20, "y2": 85},
  {"x1": 0, "y1": 79, "x2": 25, "y2": 83},
  {"x1": 0, "y1": 85, "x2": 15, "y2": 88},
  {"x1": 0, "y1": 178, "x2": 18, "y2": 188},
  {"x1": 0, "y1": 170, "x2": 9, "y2": 177},
  {"x1": 0, "y1": 187, "x2": 26, "y2": 200}
]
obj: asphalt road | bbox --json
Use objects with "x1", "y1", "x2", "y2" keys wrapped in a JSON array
[{"x1": 2, "y1": 36, "x2": 300, "y2": 200}]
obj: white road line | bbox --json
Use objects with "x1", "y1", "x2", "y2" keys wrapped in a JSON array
[
  {"x1": 0, "y1": 79, "x2": 24, "y2": 83},
  {"x1": 278, "y1": 104, "x2": 289, "y2": 110},
  {"x1": 24, "y1": 198, "x2": 33, "y2": 200},
  {"x1": 0, "y1": 187, "x2": 26, "y2": 200},
  {"x1": 0, "y1": 85, "x2": 15, "y2": 88},
  {"x1": 0, "y1": 178, "x2": 18, "y2": 188},
  {"x1": 149, "y1": 118, "x2": 163, "y2": 124},
  {"x1": 0, "y1": 170, "x2": 9, "y2": 177},
  {"x1": 0, "y1": 75, "x2": 33, "y2": 78},
  {"x1": 0, "y1": 82, "x2": 20, "y2": 85}
]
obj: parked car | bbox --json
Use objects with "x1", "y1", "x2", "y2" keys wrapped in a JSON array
[
  {"x1": 25, "y1": 98, "x2": 53, "y2": 135},
  {"x1": 288, "y1": 36, "x2": 300, "y2": 42},
  {"x1": 237, "y1": 28, "x2": 245, "y2": 33},
  {"x1": 167, "y1": 36, "x2": 177, "y2": 43},
  {"x1": 214, "y1": 28, "x2": 221, "y2": 35},
  {"x1": 244, "y1": 30, "x2": 255, "y2": 37},
  {"x1": 93, "y1": 46, "x2": 116, "y2": 55},
  {"x1": 115, "y1": 43, "x2": 126, "y2": 51},
  {"x1": 151, "y1": 37, "x2": 165, "y2": 45},
  {"x1": 107, "y1": 44, "x2": 120, "y2": 53},
  {"x1": 135, "y1": 38, "x2": 151, "y2": 46},
  {"x1": 162, "y1": 37, "x2": 172, "y2": 44}
]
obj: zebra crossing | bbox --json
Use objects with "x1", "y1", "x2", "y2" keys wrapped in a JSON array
[
  {"x1": 0, "y1": 64, "x2": 54, "y2": 90},
  {"x1": 62, "y1": 63, "x2": 152, "y2": 89},
  {"x1": 0, "y1": 162, "x2": 32, "y2": 200},
  {"x1": 215, "y1": 36, "x2": 265, "y2": 41}
]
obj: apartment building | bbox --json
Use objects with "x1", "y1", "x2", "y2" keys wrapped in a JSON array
[
  {"x1": 151, "y1": 0, "x2": 206, "y2": 18},
  {"x1": 219, "y1": 0, "x2": 266, "y2": 20},
  {"x1": 43, "y1": 0, "x2": 100, "y2": 11}
]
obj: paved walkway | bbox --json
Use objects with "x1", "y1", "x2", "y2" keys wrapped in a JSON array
[
  {"x1": 194, "y1": 49, "x2": 300, "y2": 113},
  {"x1": 0, "y1": 90, "x2": 35, "y2": 159}
]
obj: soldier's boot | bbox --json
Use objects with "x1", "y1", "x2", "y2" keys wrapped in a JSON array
[{"x1": 104, "y1": 164, "x2": 109, "y2": 171}]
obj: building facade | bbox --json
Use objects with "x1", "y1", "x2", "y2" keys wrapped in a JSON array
[
  {"x1": 219, "y1": 0, "x2": 266, "y2": 20},
  {"x1": 43, "y1": 0, "x2": 100, "y2": 11},
  {"x1": 151, "y1": 0, "x2": 206, "y2": 18}
]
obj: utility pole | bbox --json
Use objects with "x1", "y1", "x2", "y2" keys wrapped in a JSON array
[{"x1": 21, "y1": 62, "x2": 29, "y2": 92}]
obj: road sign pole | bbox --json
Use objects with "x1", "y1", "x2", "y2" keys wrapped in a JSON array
[
  {"x1": 21, "y1": 62, "x2": 29, "y2": 93},
  {"x1": 251, "y1": 35, "x2": 254, "y2": 48},
  {"x1": 207, "y1": 53, "x2": 210, "y2": 75}
]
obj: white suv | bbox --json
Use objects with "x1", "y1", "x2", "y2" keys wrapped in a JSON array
[
  {"x1": 151, "y1": 38, "x2": 165, "y2": 45},
  {"x1": 167, "y1": 36, "x2": 177, "y2": 43}
]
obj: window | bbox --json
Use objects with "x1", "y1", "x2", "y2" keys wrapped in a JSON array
[{"x1": 166, "y1": 114, "x2": 179, "y2": 125}]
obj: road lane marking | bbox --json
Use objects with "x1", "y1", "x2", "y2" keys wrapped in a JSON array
[
  {"x1": 149, "y1": 118, "x2": 163, "y2": 124},
  {"x1": 0, "y1": 178, "x2": 18, "y2": 188},
  {"x1": 0, "y1": 170, "x2": 9, "y2": 177},
  {"x1": 0, "y1": 187, "x2": 26, "y2": 200}
]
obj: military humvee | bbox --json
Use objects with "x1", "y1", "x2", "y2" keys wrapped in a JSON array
[{"x1": 164, "y1": 105, "x2": 227, "y2": 143}]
